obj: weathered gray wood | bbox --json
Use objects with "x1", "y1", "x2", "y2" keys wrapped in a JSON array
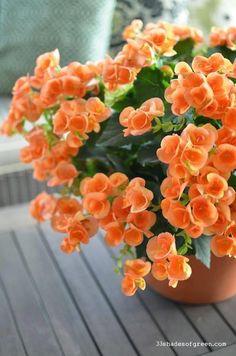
[
  {"x1": 77, "y1": 230, "x2": 175, "y2": 356},
  {"x1": 40, "y1": 223, "x2": 137, "y2": 356},
  {"x1": 139, "y1": 290, "x2": 209, "y2": 356},
  {"x1": 0, "y1": 279, "x2": 26, "y2": 356},
  {"x1": 209, "y1": 343, "x2": 236, "y2": 355},
  {"x1": 215, "y1": 297, "x2": 236, "y2": 333},
  {"x1": 14, "y1": 225, "x2": 100, "y2": 356},
  {"x1": 181, "y1": 304, "x2": 236, "y2": 350},
  {"x1": 0, "y1": 231, "x2": 64, "y2": 356}
]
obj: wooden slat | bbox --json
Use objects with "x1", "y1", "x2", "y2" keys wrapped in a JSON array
[
  {"x1": 181, "y1": 304, "x2": 236, "y2": 350},
  {"x1": 40, "y1": 223, "x2": 137, "y2": 356},
  {"x1": 14, "y1": 226, "x2": 100, "y2": 356},
  {"x1": 0, "y1": 278, "x2": 26, "y2": 356},
  {"x1": 72, "y1": 230, "x2": 175, "y2": 356},
  {"x1": 209, "y1": 343, "x2": 236, "y2": 355},
  {"x1": 0, "y1": 231, "x2": 64, "y2": 356},
  {"x1": 215, "y1": 297, "x2": 236, "y2": 333},
  {"x1": 138, "y1": 290, "x2": 208, "y2": 356}
]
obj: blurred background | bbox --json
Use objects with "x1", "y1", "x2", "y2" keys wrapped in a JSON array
[{"x1": 0, "y1": 0, "x2": 235, "y2": 207}]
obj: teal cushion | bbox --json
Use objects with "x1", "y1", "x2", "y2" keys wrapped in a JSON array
[{"x1": 0, "y1": 0, "x2": 115, "y2": 94}]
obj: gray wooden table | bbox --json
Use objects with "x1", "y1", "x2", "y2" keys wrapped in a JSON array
[{"x1": 0, "y1": 204, "x2": 236, "y2": 356}]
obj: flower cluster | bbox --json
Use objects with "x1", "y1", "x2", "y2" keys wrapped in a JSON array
[
  {"x1": 209, "y1": 27, "x2": 236, "y2": 50},
  {"x1": 80, "y1": 174, "x2": 156, "y2": 247},
  {"x1": 1, "y1": 20, "x2": 236, "y2": 298},
  {"x1": 157, "y1": 123, "x2": 236, "y2": 240},
  {"x1": 119, "y1": 98, "x2": 164, "y2": 136},
  {"x1": 102, "y1": 20, "x2": 202, "y2": 90},
  {"x1": 1, "y1": 49, "x2": 103, "y2": 136},
  {"x1": 147, "y1": 232, "x2": 192, "y2": 288},
  {"x1": 165, "y1": 53, "x2": 236, "y2": 119}
]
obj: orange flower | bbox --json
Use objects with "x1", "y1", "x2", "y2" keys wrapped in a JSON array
[
  {"x1": 120, "y1": 107, "x2": 152, "y2": 136},
  {"x1": 223, "y1": 108, "x2": 236, "y2": 131},
  {"x1": 119, "y1": 98, "x2": 164, "y2": 136},
  {"x1": 122, "y1": 19, "x2": 143, "y2": 40},
  {"x1": 104, "y1": 222, "x2": 124, "y2": 247},
  {"x1": 204, "y1": 173, "x2": 228, "y2": 199},
  {"x1": 140, "y1": 98, "x2": 164, "y2": 118},
  {"x1": 48, "y1": 161, "x2": 78, "y2": 186},
  {"x1": 151, "y1": 260, "x2": 168, "y2": 280},
  {"x1": 67, "y1": 220, "x2": 90, "y2": 246},
  {"x1": 188, "y1": 196, "x2": 218, "y2": 227},
  {"x1": 60, "y1": 237, "x2": 76, "y2": 254},
  {"x1": 61, "y1": 75, "x2": 86, "y2": 97},
  {"x1": 81, "y1": 215, "x2": 98, "y2": 237},
  {"x1": 83, "y1": 192, "x2": 110, "y2": 219},
  {"x1": 146, "y1": 232, "x2": 176, "y2": 261},
  {"x1": 121, "y1": 259, "x2": 151, "y2": 296},
  {"x1": 86, "y1": 97, "x2": 111, "y2": 122},
  {"x1": 211, "y1": 235, "x2": 235, "y2": 257},
  {"x1": 121, "y1": 275, "x2": 139, "y2": 296},
  {"x1": 112, "y1": 196, "x2": 130, "y2": 221},
  {"x1": 160, "y1": 176, "x2": 183, "y2": 199},
  {"x1": 124, "y1": 259, "x2": 151, "y2": 279},
  {"x1": 192, "y1": 53, "x2": 230, "y2": 75},
  {"x1": 127, "y1": 210, "x2": 156, "y2": 235},
  {"x1": 221, "y1": 187, "x2": 236, "y2": 206},
  {"x1": 181, "y1": 123, "x2": 217, "y2": 151},
  {"x1": 168, "y1": 203, "x2": 190, "y2": 229},
  {"x1": 185, "y1": 223, "x2": 203, "y2": 238},
  {"x1": 213, "y1": 144, "x2": 236, "y2": 173},
  {"x1": 56, "y1": 197, "x2": 82, "y2": 215},
  {"x1": 123, "y1": 228, "x2": 143, "y2": 246},
  {"x1": 167, "y1": 255, "x2": 192, "y2": 285},
  {"x1": 34, "y1": 49, "x2": 60, "y2": 80},
  {"x1": 109, "y1": 172, "x2": 129, "y2": 193},
  {"x1": 80, "y1": 173, "x2": 112, "y2": 195},
  {"x1": 53, "y1": 110, "x2": 68, "y2": 135},
  {"x1": 30, "y1": 192, "x2": 56, "y2": 222},
  {"x1": 124, "y1": 180, "x2": 153, "y2": 213},
  {"x1": 156, "y1": 134, "x2": 182, "y2": 164},
  {"x1": 20, "y1": 128, "x2": 48, "y2": 163},
  {"x1": 181, "y1": 145, "x2": 208, "y2": 174},
  {"x1": 206, "y1": 205, "x2": 230, "y2": 236}
]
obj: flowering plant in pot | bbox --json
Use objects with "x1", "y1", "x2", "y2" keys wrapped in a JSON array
[{"x1": 1, "y1": 21, "x2": 236, "y2": 304}]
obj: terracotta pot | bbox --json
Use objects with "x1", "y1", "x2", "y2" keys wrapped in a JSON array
[{"x1": 146, "y1": 254, "x2": 236, "y2": 304}]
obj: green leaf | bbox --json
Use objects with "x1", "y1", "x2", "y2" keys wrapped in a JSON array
[
  {"x1": 192, "y1": 235, "x2": 211, "y2": 268},
  {"x1": 173, "y1": 38, "x2": 195, "y2": 60},
  {"x1": 137, "y1": 142, "x2": 159, "y2": 167},
  {"x1": 96, "y1": 113, "x2": 127, "y2": 147},
  {"x1": 228, "y1": 171, "x2": 236, "y2": 189},
  {"x1": 133, "y1": 66, "x2": 165, "y2": 104}
]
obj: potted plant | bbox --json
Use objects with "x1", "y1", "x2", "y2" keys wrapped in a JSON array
[{"x1": 2, "y1": 20, "x2": 236, "y2": 304}]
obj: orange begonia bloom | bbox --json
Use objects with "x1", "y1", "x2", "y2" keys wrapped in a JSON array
[
  {"x1": 123, "y1": 228, "x2": 144, "y2": 246},
  {"x1": 83, "y1": 192, "x2": 110, "y2": 219},
  {"x1": 211, "y1": 235, "x2": 235, "y2": 257},
  {"x1": 127, "y1": 210, "x2": 156, "y2": 234},
  {"x1": 30, "y1": 192, "x2": 56, "y2": 222},
  {"x1": 167, "y1": 255, "x2": 192, "y2": 287},
  {"x1": 124, "y1": 259, "x2": 151, "y2": 279},
  {"x1": 124, "y1": 184, "x2": 154, "y2": 213},
  {"x1": 151, "y1": 260, "x2": 168, "y2": 280},
  {"x1": 146, "y1": 232, "x2": 176, "y2": 261},
  {"x1": 104, "y1": 222, "x2": 124, "y2": 247},
  {"x1": 188, "y1": 196, "x2": 218, "y2": 227},
  {"x1": 213, "y1": 144, "x2": 236, "y2": 173},
  {"x1": 60, "y1": 237, "x2": 76, "y2": 254},
  {"x1": 156, "y1": 134, "x2": 182, "y2": 164}
]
